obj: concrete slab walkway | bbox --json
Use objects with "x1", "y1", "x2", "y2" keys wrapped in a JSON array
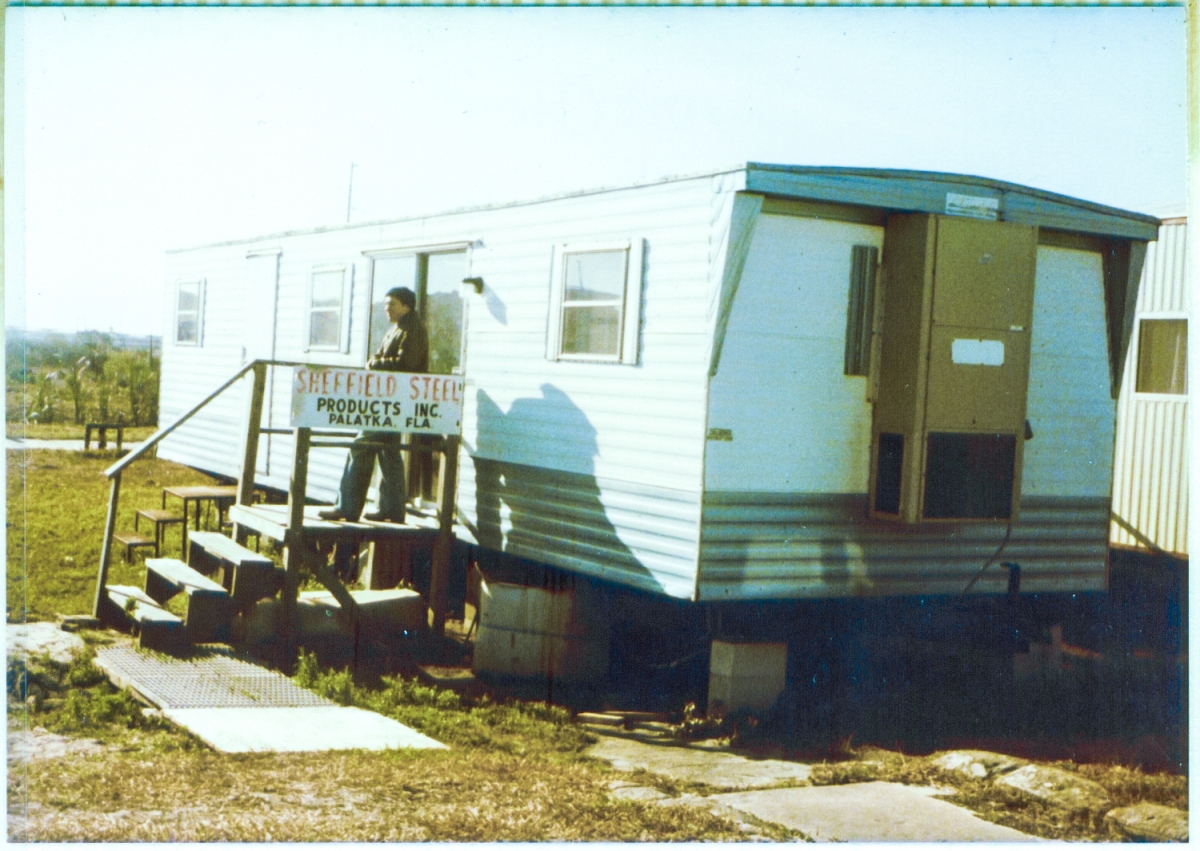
[
  {"x1": 710, "y1": 782, "x2": 1038, "y2": 842},
  {"x1": 585, "y1": 733, "x2": 1039, "y2": 842},
  {"x1": 164, "y1": 706, "x2": 446, "y2": 754},
  {"x1": 5, "y1": 438, "x2": 147, "y2": 451},
  {"x1": 587, "y1": 734, "x2": 812, "y2": 789},
  {"x1": 94, "y1": 643, "x2": 446, "y2": 754}
]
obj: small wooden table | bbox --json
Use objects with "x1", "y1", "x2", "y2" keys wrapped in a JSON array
[
  {"x1": 85, "y1": 422, "x2": 125, "y2": 450},
  {"x1": 162, "y1": 485, "x2": 239, "y2": 556}
]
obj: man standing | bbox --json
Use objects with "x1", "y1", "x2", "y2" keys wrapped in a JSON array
[{"x1": 319, "y1": 286, "x2": 428, "y2": 523}]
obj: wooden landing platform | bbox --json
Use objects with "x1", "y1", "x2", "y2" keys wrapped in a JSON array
[{"x1": 229, "y1": 504, "x2": 442, "y2": 544}]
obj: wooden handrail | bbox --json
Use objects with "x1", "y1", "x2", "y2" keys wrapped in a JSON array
[
  {"x1": 104, "y1": 359, "x2": 315, "y2": 478},
  {"x1": 95, "y1": 358, "x2": 318, "y2": 617}
]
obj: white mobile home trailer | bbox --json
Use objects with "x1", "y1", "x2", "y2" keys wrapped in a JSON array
[
  {"x1": 158, "y1": 164, "x2": 1158, "y2": 611},
  {"x1": 1109, "y1": 216, "x2": 1188, "y2": 558}
]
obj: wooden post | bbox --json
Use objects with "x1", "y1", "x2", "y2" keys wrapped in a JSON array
[
  {"x1": 280, "y1": 427, "x2": 311, "y2": 671},
  {"x1": 234, "y1": 361, "x2": 267, "y2": 546},
  {"x1": 92, "y1": 473, "x2": 122, "y2": 619},
  {"x1": 427, "y1": 435, "x2": 460, "y2": 637}
]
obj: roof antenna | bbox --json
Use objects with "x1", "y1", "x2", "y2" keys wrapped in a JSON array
[{"x1": 346, "y1": 162, "x2": 357, "y2": 224}]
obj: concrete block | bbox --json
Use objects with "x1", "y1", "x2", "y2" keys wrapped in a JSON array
[
  {"x1": 707, "y1": 641, "x2": 787, "y2": 718},
  {"x1": 300, "y1": 588, "x2": 426, "y2": 638},
  {"x1": 473, "y1": 623, "x2": 607, "y2": 682},
  {"x1": 479, "y1": 580, "x2": 584, "y2": 637}
]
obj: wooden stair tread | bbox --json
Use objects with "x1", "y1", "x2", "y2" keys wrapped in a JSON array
[
  {"x1": 105, "y1": 585, "x2": 183, "y2": 625},
  {"x1": 136, "y1": 509, "x2": 185, "y2": 523},
  {"x1": 189, "y1": 531, "x2": 274, "y2": 566},
  {"x1": 113, "y1": 532, "x2": 155, "y2": 546},
  {"x1": 145, "y1": 558, "x2": 228, "y2": 595}
]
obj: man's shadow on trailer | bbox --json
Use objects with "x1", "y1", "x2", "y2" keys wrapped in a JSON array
[{"x1": 471, "y1": 384, "x2": 661, "y2": 594}]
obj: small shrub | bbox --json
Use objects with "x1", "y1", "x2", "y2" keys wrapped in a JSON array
[
  {"x1": 64, "y1": 654, "x2": 108, "y2": 689},
  {"x1": 50, "y1": 686, "x2": 145, "y2": 734}
]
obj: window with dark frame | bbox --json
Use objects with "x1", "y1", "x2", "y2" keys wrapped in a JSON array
[
  {"x1": 1135, "y1": 318, "x2": 1187, "y2": 395},
  {"x1": 844, "y1": 245, "x2": 878, "y2": 376}
]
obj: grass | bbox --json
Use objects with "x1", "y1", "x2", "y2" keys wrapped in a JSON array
[
  {"x1": 7, "y1": 449, "x2": 225, "y2": 621},
  {"x1": 6, "y1": 422, "x2": 158, "y2": 442},
  {"x1": 9, "y1": 644, "x2": 762, "y2": 842}
]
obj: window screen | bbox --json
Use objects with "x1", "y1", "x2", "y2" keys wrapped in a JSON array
[{"x1": 1136, "y1": 318, "x2": 1187, "y2": 395}]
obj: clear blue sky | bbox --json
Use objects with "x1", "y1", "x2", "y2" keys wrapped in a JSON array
[{"x1": 4, "y1": 6, "x2": 1188, "y2": 336}]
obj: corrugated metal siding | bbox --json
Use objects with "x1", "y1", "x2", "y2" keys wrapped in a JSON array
[
  {"x1": 459, "y1": 458, "x2": 700, "y2": 599},
  {"x1": 1022, "y1": 246, "x2": 1115, "y2": 499},
  {"x1": 697, "y1": 493, "x2": 1108, "y2": 601},
  {"x1": 159, "y1": 172, "x2": 739, "y2": 595},
  {"x1": 1110, "y1": 220, "x2": 1189, "y2": 555}
]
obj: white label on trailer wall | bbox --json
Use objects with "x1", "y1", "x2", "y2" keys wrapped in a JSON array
[
  {"x1": 290, "y1": 366, "x2": 464, "y2": 435},
  {"x1": 951, "y1": 338, "x2": 1005, "y2": 366},
  {"x1": 944, "y1": 192, "x2": 1000, "y2": 220}
]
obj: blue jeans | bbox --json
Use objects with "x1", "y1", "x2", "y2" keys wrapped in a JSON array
[{"x1": 335, "y1": 432, "x2": 406, "y2": 521}]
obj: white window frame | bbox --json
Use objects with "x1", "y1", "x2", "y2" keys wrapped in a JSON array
[
  {"x1": 305, "y1": 264, "x2": 353, "y2": 353},
  {"x1": 1132, "y1": 311, "x2": 1188, "y2": 399},
  {"x1": 174, "y1": 279, "x2": 205, "y2": 346},
  {"x1": 546, "y1": 238, "x2": 644, "y2": 364}
]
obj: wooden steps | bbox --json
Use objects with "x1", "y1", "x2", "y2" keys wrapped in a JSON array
[
  {"x1": 187, "y1": 531, "x2": 283, "y2": 613},
  {"x1": 113, "y1": 532, "x2": 157, "y2": 562},
  {"x1": 144, "y1": 558, "x2": 233, "y2": 643},
  {"x1": 102, "y1": 585, "x2": 185, "y2": 652},
  {"x1": 135, "y1": 509, "x2": 185, "y2": 556}
]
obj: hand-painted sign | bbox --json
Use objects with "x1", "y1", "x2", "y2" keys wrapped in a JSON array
[{"x1": 290, "y1": 367, "x2": 464, "y2": 435}]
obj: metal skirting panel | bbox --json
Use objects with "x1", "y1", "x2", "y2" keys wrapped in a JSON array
[
  {"x1": 458, "y1": 456, "x2": 701, "y2": 599},
  {"x1": 696, "y1": 493, "x2": 1109, "y2": 601},
  {"x1": 95, "y1": 644, "x2": 334, "y2": 710}
]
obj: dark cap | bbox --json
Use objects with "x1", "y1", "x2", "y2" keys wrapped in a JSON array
[{"x1": 385, "y1": 287, "x2": 416, "y2": 309}]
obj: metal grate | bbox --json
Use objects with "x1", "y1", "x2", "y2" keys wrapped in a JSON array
[{"x1": 95, "y1": 645, "x2": 335, "y2": 710}]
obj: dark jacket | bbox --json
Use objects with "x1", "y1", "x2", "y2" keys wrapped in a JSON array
[{"x1": 370, "y1": 310, "x2": 429, "y2": 373}]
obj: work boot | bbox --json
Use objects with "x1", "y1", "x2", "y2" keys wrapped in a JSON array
[{"x1": 318, "y1": 508, "x2": 352, "y2": 521}]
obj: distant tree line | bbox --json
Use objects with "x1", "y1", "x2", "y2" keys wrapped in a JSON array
[{"x1": 6, "y1": 330, "x2": 160, "y2": 426}]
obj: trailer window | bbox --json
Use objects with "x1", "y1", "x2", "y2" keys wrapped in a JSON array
[
  {"x1": 307, "y1": 266, "x2": 349, "y2": 351},
  {"x1": 175, "y1": 280, "x2": 204, "y2": 345},
  {"x1": 1135, "y1": 318, "x2": 1187, "y2": 395},
  {"x1": 843, "y1": 245, "x2": 879, "y2": 376},
  {"x1": 367, "y1": 250, "x2": 466, "y2": 375},
  {"x1": 548, "y1": 239, "x2": 644, "y2": 364}
]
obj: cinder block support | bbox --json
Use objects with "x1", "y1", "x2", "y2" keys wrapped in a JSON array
[{"x1": 707, "y1": 640, "x2": 788, "y2": 719}]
